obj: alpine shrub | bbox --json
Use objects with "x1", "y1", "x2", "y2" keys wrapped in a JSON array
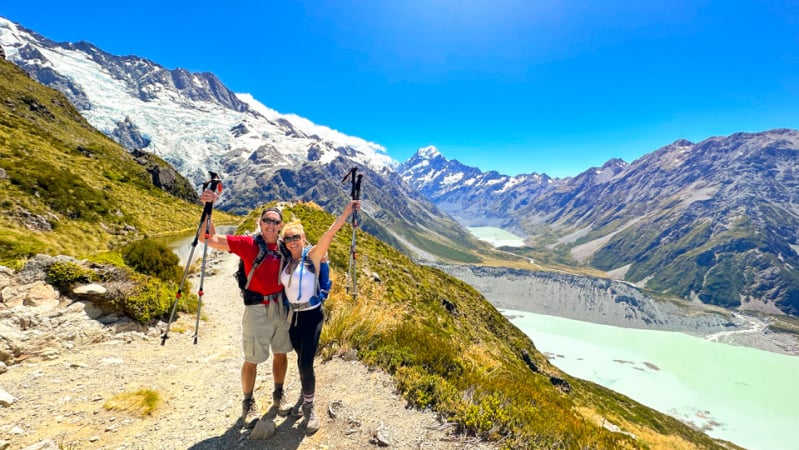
[
  {"x1": 47, "y1": 260, "x2": 97, "y2": 289},
  {"x1": 122, "y1": 239, "x2": 181, "y2": 282}
]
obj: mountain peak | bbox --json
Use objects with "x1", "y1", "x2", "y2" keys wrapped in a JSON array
[
  {"x1": 672, "y1": 138, "x2": 694, "y2": 147},
  {"x1": 416, "y1": 145, "x2": 443, "y2": 160}
]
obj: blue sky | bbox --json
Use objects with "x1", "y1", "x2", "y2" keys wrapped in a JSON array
[{"x1": 2, "y1": 1, "x2": 798, "y2": 177}]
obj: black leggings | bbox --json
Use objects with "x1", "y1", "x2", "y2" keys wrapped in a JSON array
[{"x1": 289, "y1": 306, "x2": 324, "y2": 395}]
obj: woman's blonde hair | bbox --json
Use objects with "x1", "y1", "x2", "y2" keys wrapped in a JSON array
[{"x1": 280, "y1": 220, "x2": 306, "y2": 241}]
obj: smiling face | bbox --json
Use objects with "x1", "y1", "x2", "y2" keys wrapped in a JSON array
[
  {"x1": 258, "y1": 210, "x2": 283, "y2": 243},
  {"x1": 281, "y1": 223, "x2": 306, "y2": 257}
]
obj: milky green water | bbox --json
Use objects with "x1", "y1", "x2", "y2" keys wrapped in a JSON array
[
  {"x1": 158, "y1": 225, "x2": 237, "y2": 266},
  {"x1": 467, "y1": 226, "x2": 525, "y2": 247},
  {"x1": 505, "y1": 310, "x2": 797, "y2": 450}
]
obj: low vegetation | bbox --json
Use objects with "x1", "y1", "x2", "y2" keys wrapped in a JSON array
[
  {"x1": 122, "y1": 238, "x2": 182, "y2": 283},
  {"x1": 104, "y1": 389, "x2": 162, "y2": 416},
  {"x1": 43, "y1": 243, "x2": 200, "y2": 325}
]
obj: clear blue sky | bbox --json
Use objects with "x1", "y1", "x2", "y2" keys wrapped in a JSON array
[{"x1": 2, "y1": 1, "x2": 798, "y2": 177}]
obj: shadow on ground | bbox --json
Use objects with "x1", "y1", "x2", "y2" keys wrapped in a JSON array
[{"x1": 188, "y1": 410, "x2": 306, "y2": 449}]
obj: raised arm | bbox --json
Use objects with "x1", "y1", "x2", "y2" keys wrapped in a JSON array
[{"x1": 308, "y1": 200, "x2": 360, "y2": 265}]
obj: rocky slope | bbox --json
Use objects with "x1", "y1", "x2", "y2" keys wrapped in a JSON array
[{"x1": 436, "y1": 264, "x2": 799, "y2": 356}]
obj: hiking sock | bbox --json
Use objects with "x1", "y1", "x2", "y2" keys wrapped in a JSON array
[
  {"x1": 244, "y1": 392, "x2": 253, "y2": 402},
  {"x1": 301, "y1": 395, "x2": 319, "y2": 435}
]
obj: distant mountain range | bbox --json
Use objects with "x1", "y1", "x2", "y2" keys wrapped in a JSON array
[
  {"x1": 400, "y1": 132, "x2": 799, "y2": 315},
  {"x1": 2, "y1": 16, "x2": 797, "y2": 317}
]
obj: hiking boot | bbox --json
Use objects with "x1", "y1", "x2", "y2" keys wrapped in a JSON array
[
  {"x1": 273, "y1": 389, "x2": 292, "y2": 417},
  {"x1": 290, "y1": 395, "x2": 304, "y2": 418},
  {"x1": 302, "y1": 402, "x2": 320, "y2": 435},
  {"x1": 241, "y1": 398, "x2": 259, "y2": 428}
]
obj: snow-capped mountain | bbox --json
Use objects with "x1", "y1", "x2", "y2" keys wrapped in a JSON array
[
  {"x1": 398, "y1": 145, "x2": 554, "y2": 230},
  {"x1": 0, "y1": 17, "x2": 394, "y2": 187},
  {"x1": 0, "y1": 16, "x2": 476, "y2": 261}
]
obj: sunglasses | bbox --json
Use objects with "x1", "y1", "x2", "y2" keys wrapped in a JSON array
[
  {"x1": 260, "y1": 218, "x2": 281, "y2": 225},
  {"x1": 283, "y1": 234, "x2": 303, "y2": 243}
]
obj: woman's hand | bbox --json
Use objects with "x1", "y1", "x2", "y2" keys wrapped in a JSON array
[{"x1": 346, "y1": 200, "x2": 361, "y2": 214}]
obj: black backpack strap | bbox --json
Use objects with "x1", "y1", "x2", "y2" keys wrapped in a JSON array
[{"x1": 244, "y1": 235, "x2": 269, "y2": 290}]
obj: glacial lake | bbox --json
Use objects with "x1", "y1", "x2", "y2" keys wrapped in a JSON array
[
  {"x1": 467, "y1": 226, "x2": 526, "y2": 247},
  {"x1": 504, "y1": 309, "x2": 798, "y2": 450}
]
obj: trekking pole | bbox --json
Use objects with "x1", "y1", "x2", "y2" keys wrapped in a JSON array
[
  {"x1": 342, "y1": 168, "x2": 363, "y2": 299},
  {"x1": 161, "y1": 171, "x2": 222, "y2": 345}
]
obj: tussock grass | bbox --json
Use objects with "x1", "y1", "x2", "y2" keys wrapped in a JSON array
[
  {"x1": 104, "y1": 389, "x2": 161, "y2": 416},
  {"x1": 320, "y1": 273, "x2": 404, "y2": 359}
]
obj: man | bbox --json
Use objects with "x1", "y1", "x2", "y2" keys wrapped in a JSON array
[{"x1": 200, "y1": 189, "x2": 292, "y2": 428}]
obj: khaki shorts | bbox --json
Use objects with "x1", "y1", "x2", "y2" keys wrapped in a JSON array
[{"x1": 242, "y1": 302, "x2": 292, "y2": 364}]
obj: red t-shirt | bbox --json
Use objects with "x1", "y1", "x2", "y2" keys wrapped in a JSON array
[{"x1": 227, "y1": 235, "x2": 283, "y2": 296}]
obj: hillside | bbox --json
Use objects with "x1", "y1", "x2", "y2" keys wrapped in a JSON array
[
  {"x1": 0, "y1": 58, "x2": 238, "y2": 262},
  {"x1": 0, "y1": 202, "x2": 742, "y2": 449},
  {"x1": 1, "y1": 251, "x2": 494, "y2": 450},
  {"x1": 243, "y1": 202, "x2": 739, "y2": 449}
]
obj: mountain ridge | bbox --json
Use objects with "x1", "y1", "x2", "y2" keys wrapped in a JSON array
[
  {"x1": 400, "y1": 130, "x2": 799, "y2": 316},
  {"x1": 0, "y1": 16, "x2": 500, "y2": 266},
  {"x1": 4, "y1": 15, "x2": 798, "y2": 318}
]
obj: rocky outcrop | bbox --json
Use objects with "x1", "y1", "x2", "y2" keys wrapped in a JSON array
[
  {"x1": 130, "y1": 150, "x2": 199, "y2": 203},
  {"x1": 111, "y1": 116, "x2": 151, "y2": 151},
  {"x1": 0, "y1": 255, "x2": 155, "y2": 368}
]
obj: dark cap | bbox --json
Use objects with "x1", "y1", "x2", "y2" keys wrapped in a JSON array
[{"x1": 261, "y1": 207, "x2": 283, "y2": 221}]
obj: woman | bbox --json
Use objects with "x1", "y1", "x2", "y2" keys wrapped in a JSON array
[
  {"x1": 280, "y1": 199, "x2": 360, "y2": 435},
  {"x1": 199, "y1": 191, "x2": 292, "y2": 427}
]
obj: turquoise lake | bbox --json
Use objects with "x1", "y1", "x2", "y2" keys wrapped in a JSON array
[{"x1": 504, "y1": 309, "x2": 798, "y2": 450}]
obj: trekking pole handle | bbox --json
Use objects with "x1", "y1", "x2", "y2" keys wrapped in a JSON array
[
  {"x1": 354, "y1": 174, "x2": 362, "y2": 201},
  {"x1": 343, "y1": 167, "x2": 363, "y2": 226},
  {"x1": 343, "y1": 167, "x2": 358, "y2": 199},
  {"x1": 200, "y1": 171, "x2": 222, "y2": 221}
]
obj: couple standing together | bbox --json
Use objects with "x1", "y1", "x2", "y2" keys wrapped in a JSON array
[{"x1": 200, "y1": 189, "x2": 360, "y2": 435}]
